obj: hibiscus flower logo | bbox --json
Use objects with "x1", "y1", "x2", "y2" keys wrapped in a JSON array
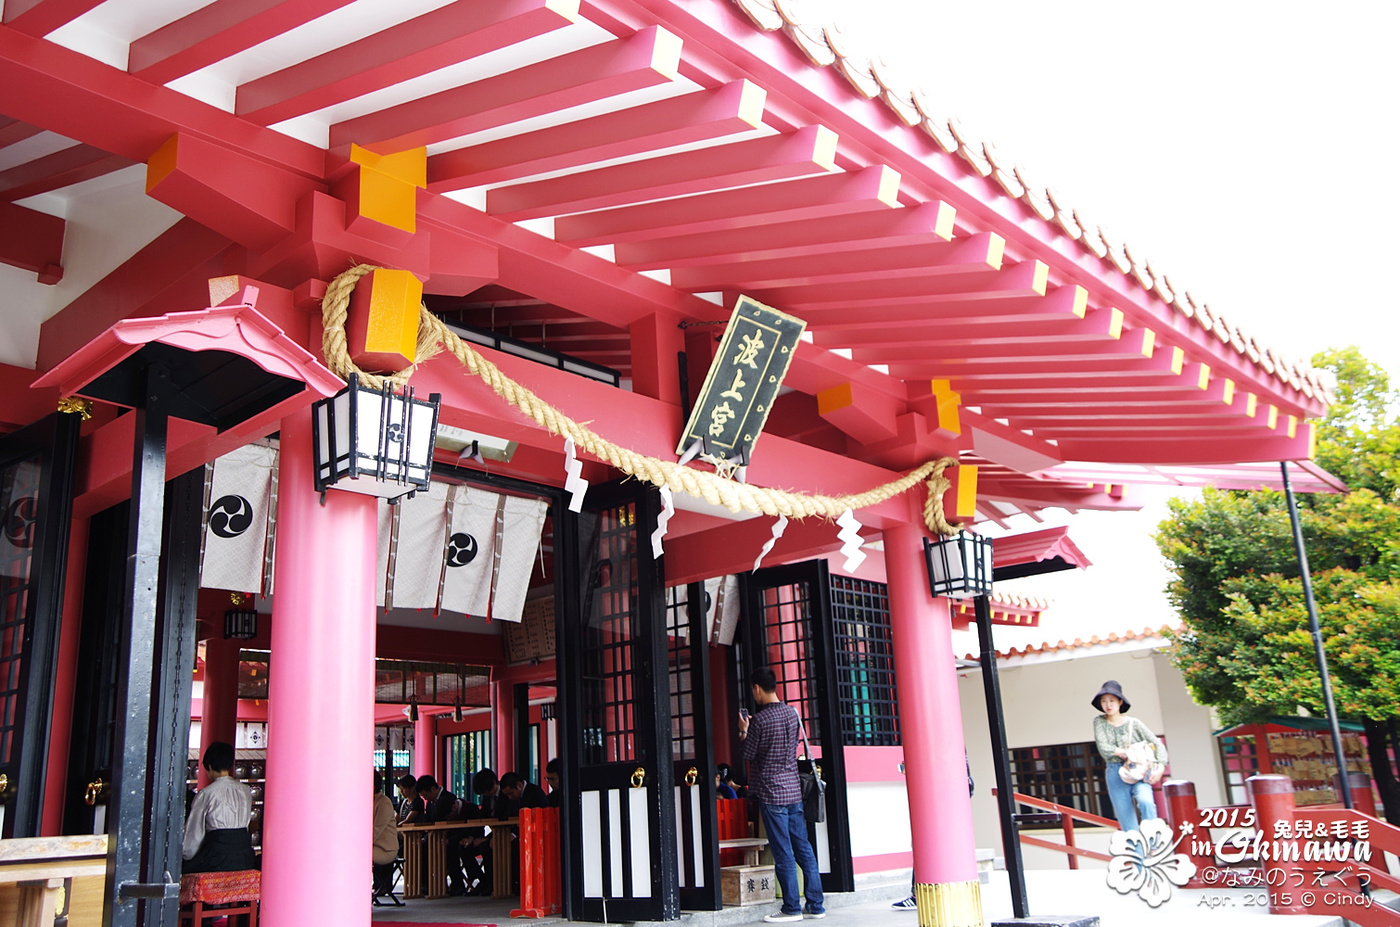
[{"x1": 1106, "y1": 818, "x2": 1197, "y2": 907}]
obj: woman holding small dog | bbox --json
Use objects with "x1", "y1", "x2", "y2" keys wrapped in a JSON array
[{"x1": 1092, "y1": 680, "x2": 1167, "y2": 831}]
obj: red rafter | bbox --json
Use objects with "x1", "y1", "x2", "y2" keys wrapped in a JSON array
[
  {"x1": 2, "y1": 0, "x2": 104, "y2": 37},
  {"x1": 555, "y1": 163, "x2": 903, "y2": 246},
  {"x1": 611, "y1": 200, "x2": 953, "y2": 269},
  {"x1": 0, "y1": 144, "x2": 131, "y2": 201},
  {"x1": 329, "y1": 25, "x2": 678, "y2": 153},
  {"x1": 670, "y1": 230, "x2": 1001, "y2": 291},
  {"x1": 428, "y1": 79, "x2": 765, "y2": 192},
  {"x1": 237, "y1": 0, "x2": 580, "y2": 126},
  {"x1": 486, "y1": 124, "x2": 837, "y2": 221},
  {"x1": 129, "y1": 0, "x2": 357, "y2": 86}
]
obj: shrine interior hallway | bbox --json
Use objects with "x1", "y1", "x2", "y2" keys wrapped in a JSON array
[{"x1": 366, "y1": 869, "x2": 1387, "y2": 926}]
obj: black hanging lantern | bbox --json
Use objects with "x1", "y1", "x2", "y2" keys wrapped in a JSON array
[
  {"x1": 311, "y1": 373, "x2": 441, "y2": 502},
  {"x1": 923, "y1": 530, "x2": 994, "y2": 599},
  {"x1": 224, "y1": 608, "x2": 258, "y2": 640}
]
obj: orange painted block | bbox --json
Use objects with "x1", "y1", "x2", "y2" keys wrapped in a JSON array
[
  {"x1": 333, "y1": 144, "x2": 427, "y2": 242},
  {"x1": 929, "y1": 379, "x2": 962, "y2": 437},
  {"x1": 345, "y1": 268, "x2": 423, "y2": 374},
  {"x1": 942, "y1": 464, "x2": 978, "y2": 524}
]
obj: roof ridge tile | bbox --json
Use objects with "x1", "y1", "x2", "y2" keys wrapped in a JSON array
[{"x1": 727, "y1": 0, "x2": 1329, "y2": 402}]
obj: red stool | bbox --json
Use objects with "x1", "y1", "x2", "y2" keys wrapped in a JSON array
[{"x1": 178, "y1": 870, "x2": 260, "y2": 927}]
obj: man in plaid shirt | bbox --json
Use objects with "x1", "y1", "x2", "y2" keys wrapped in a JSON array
[{"x1": 738, "y1": 667, "x2": 824, "y2": 922}]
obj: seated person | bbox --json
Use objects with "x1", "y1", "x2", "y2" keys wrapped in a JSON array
[
  {"x1": 183, "y1": 742, "x2": 257, "y2": 873},
  {"x1": 396, "y1": 773, "x2": 425, "y2": 825},
  {"x1": 715, "y1": 763, "x2": 738, "y2": 799},
  {"x1": 472, "y1": 768, "x2": 501, "y2": 818},
  {"x1": 500, "y1": 772, "x2": 549, "y2": 811},
  {"x1": 544, "y1": 758, "x2": 562, "y2": 808},
  {"x1": 451, "y1": 769, "x2": 503, "y2": 896},
  {"x1": 372, "y1": 772, "x2": 399, "y2": 897},
  {"x1": 416, "y1": 774, "x2": 462, "y2": 822}
]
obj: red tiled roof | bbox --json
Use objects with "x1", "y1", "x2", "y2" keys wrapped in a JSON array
[
  {"x1": 960, "y1": 624, "x2": 1176, "y2": 661},
  {"x1": 730, "y1": 0, "x2": 1328, "y2": 403}
]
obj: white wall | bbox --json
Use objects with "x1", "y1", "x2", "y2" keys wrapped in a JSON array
[
  {"x1": 846, "y1": 780, "x2": 913, "y2": 859},
  {"x1": 958, "y1": 644, "x2": 1224, "y2": 869}
]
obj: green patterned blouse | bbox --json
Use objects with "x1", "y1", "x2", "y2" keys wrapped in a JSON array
[{"x1": 1093, "y1": 715, "x2": 1167, "y2": 764}]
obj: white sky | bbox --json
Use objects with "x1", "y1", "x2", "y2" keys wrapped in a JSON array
[{"x1": 806, "y1": 0, "x2": 1400, "y2": 644}]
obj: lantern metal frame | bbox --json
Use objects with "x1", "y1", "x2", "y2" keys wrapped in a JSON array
[
  {"x1": 311, "y1": 373, "x2": 442, "y2": 502},
  {"x1": 923, "y1": 530, "x2": 994, "y2": 599},
  {"x1": 224, "y1": 607, "x2": 258, "y2": 640}
]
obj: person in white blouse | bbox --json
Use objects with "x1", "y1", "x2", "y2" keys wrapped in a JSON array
[{"x1": 183, "y1": 742, "x2": 257, "y2": 873}]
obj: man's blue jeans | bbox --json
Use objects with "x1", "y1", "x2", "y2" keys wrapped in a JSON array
[
  {"x1": 1105, "y1": 762, "x2": 1158, "y2": 830},
  {"x1": 758, "y1": 801, "x2": 824, "y2": 916}
]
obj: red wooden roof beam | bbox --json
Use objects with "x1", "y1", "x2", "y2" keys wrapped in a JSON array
[
  {"x1": 329, "y1": 24, "x2": 678, "y2": 153},
  {"x1": 486, "y1": 123, "x2": 838, "y2": 221},
  {"x1": 128, "y1": 0, "x2": 357, "y2": 86},
  {"x1": 237, "y1": 0, "x2": 582, "y2": 126},
  {"x1": 670, "y1": 230, "x2": 1003, "y2": 291},
  {"x1": 610, "y1": 197, "x2": 951, "y2": 268},
  {"x1": 557, "y1": 162, "x2": 902, "y2": 246},
  {"x1": 428, "y1": 78, "x2": 765, "y2": 192}
]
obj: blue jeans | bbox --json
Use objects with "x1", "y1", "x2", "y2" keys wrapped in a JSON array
[
  {"x1": 1105, "y1": 762, "x2": 1158, "y2": 830},
  {"x1": 759, "y1": 801, "x2": 823, "y2": 916}
]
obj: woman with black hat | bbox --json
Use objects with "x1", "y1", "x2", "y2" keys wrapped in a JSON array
[{"x1": 1092, "y1": 680, "x2": 1167, "y2": 830}]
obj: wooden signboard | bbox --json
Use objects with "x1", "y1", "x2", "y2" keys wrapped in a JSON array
[
  {"x1": 504, "y1": 596, "x2": 556, "y2": 665},
  {"x1": 677, "y1": 296, "x2": 806, "y2": 467}
]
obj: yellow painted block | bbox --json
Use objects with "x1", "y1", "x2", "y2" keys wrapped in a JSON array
[
  {"x1": 1194, "y1": 364, "x2": 1211, "y2": 389},
  {"x1": 932, "y1": 201, "x2": 957, "y2": 240},
  {"x1": 1220, "y1": 378, "x2": 1235, "y2": 405},
  {"x1": 348, "y1": 144, "x2": 426, "y2": 233},
  {"x1": 930, "y1": 379, "x2": 962, "y2": 436},
  {"x1": 816, "y1": 382, "x2": 854, "y2": 415},
  {"x1": 346, "y1": 268, "x2": 423, "y2": 372},
  {"x1": 1068, "y1": 285, "x2": 1088, "y2": 317},
  {"x1": 1303, "y1": 421, "x2": 1315, "y2": 456},
  {"x1": 811, "y1": 125, "x2": 839, "y2": 171},
  {"x1": 954, "y1": 464, "x2": 978, "y2": 519},
  {"x1": 1139, "y1": 329, "x2": 1155, "y2": 357},
  {"x1": 985, "y1": 234, "x2": 1006, "y2": 270},
  {"x1": 146, "y1": 134, "x2": 180, "y2": 191},
  {"x1": 735, "y1": 79, "x2": 768, "y2": 130},
  {"x1": 1106, "y1": 308, "x2": 1124, "y2": 339},
  {"x1": 1030, "y1": 261, "x2": 1049, "y2": 296},
  {"x1": 1243, "y1": 392, "x2": 1258, "y2": 417},
  {"x1": 873, "y1": 164, "x2": 902, "y2": 206},
  {"x1": 350, "y1": 143, "x2": 427, "y2": 187},
  {"x1": 1265, "y1": 404, "x2": 1279, "y2": 429}
]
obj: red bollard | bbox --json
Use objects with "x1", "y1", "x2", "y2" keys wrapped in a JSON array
[
  {"x1": 1162, "y1": 780, "x2": 1213, "y2": 885},
  {"x1": 1247, "y1": 775, "x2": 1310, "y2": 914}
]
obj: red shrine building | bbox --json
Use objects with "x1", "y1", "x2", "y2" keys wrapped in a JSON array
[{"x1": 0, "y1": 1, "x2": 1333, "y2": 925}]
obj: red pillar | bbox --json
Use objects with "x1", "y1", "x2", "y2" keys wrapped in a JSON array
[
  {"x1": 884, "y1": 521, "x2": 983, "y2": 922},
  {"x1": 261, "y1": 409, "x2": 377, "y2": 927},
  {"x1": 198, "y1": 635, "x2": 242, "y2": 788},
  {"x1": 415, "y1": 712, "x2": 436, "y2": 781},
  {"x1": 41, "y1": 516, "x2": 89, "y2": 835}
]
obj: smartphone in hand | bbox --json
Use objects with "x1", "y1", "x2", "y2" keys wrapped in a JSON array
[{"x1": 739, "y1": 708, "x2": 750, "y2": 721}]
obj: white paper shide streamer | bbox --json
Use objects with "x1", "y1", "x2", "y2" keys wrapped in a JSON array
[
  {"x1": 651, "y1": 486, "x2": 674, "y2": 558},
  {"x1": 836, "y1": 508, "x2": 866, "y2": 572},
  {"x1": 753, "y1": 514, "x2": 788, "y2": 571},
  {"x1": 564, "y1": 437, "x2": 590, "y2": 513}
]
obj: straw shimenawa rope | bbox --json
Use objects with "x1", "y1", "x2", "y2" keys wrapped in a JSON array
[{"x1": 321, "y1": 264, "x2": 962, "y2": 535}]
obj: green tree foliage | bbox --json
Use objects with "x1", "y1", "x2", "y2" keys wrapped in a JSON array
[{"x1": 1157, "y1": 346, "x2": 1400, "y2": 818}]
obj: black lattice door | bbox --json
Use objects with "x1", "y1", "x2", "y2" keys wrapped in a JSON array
[
  {"x1": 0, "y1": 413, "x2": 78, "y2": 838},
  {"x1": 666, "y1": 582, "x2": 720, "y2": 910},
  {"x1": 740, "y1": 559, "x2": 855, "y2": 892},
  {"x1": 560, "y1": 485, "x2": 677, "y2": 922}
]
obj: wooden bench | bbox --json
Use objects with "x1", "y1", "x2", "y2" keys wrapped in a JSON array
[
  {"x1": 717, "y1": 837, "x2": 768, "y2": 868},
  {"x1": 178, "y1": 870, "x2": 259, "y2": 927},
  {"x1": 0, "y1": 835, "x2": 108, "y2": 927}
]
